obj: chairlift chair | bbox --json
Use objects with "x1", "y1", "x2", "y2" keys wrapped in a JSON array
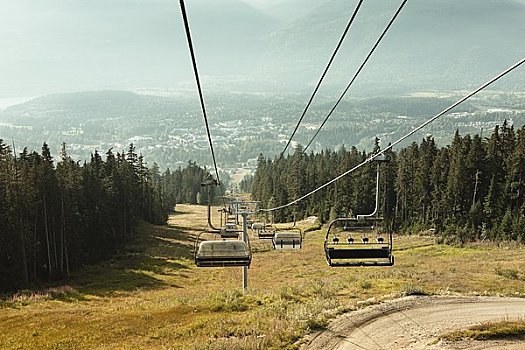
[
  {"x1": 194, "y1": 231, "x2": 252, "y2": 267},
  {"x1": 220, "y1": 227, "x2": 240, "y2": 239},
  {"x1": 251, "y1": 222, "x2": 276, "y2": 239},
  {"x1": 272, "y1": 227, "x2": 303, "y2": 250},
  {"x1": 251, "y1": 222, "x2": 265, "y2": 231},
  {"x1": 219, "y1": 223, "x2": 240, "y2": 238},
  {"x1": 324, "y1": 218, "x2": 393, "y2": 267},
  {"x1": 324, "y1": 151, "x2": 393, "y2": 266},
  {"x1": 257, "y1": 228, "x2": 276, "y2": 240}
]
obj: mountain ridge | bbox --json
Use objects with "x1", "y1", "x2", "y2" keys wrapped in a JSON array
[
  {"x1": 0, "y1": 0, "x2": 524, "y2": 97},
  {"x1": 257, "y1": 0, "x2": 525, "y2": 93}
]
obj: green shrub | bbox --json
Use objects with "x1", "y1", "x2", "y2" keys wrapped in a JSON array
[
  {"x1": 495, "y1": 266, "x2": 520, "y2": 280},
  {"x1": 209, "y1": 290, "x2": 249, "y2": 312}
]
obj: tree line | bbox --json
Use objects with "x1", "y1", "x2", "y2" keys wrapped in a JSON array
[
  {"x1": 251, "y1": 122, "x2": 525, "y2": 243},
  {"x1": 0, "y1": 142, "x2": 213, "y2": 292}
]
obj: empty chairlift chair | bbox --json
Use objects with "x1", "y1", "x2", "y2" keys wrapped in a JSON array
[
  {"x1": 258, "y1": 229, "x2": 276, "y2": 240},
  {"x1": 324, "y1": 218, "x2": 393, "y2": 267},
  {"x1": 220, "y1": 223, "x2": 240, "y2": 239},
  {"x1": 273, "y1": 228, "x2": 303, "y2": 250},
  {"x1": 252, "y1": 222, "x2": 276, "y2": 240},
  {"x1": 251, "y1": 222, "x2": 265, "y2": 231},
  {"x1": 194, "y1": 231, "x2": 252, "y2": 267}
]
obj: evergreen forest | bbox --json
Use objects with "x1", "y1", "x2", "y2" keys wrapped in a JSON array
[
  {"x1": 251, "y1": 122, "x2": 525, "y2": 243},
  {"x1": 0, "y1": 142, "x2": 214, "y2": 292}
]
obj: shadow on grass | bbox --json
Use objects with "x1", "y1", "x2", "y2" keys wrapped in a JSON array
[
  {"x1": 1, "y1": 220, "x2": 201, "y2": 302},
  {"x1": 174, "y1": 225, "x2": 206, "y2": 232},
  {"x1": 70, "y1": 222, "x2": 197, "y2": 297},
  {"x1": 74, "y1": 267, "x2": 179, "y2": 297},
  {"x1": 0, "y1": 285, "x2": 89, "y2": 307}
]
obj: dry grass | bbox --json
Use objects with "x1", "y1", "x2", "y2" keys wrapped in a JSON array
[
  {"x1": 1, "y1": 204, "x2": 525, "y2": 349},
  {"x1": 440, "y1": 319, "x2": 525, "y2": 341}
]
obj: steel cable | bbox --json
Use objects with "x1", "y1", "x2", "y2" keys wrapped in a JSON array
[
  {"x1": 260, "y1": 56, "x2": 525, "y2": 212},
  {"x1": 179, "y1": 0, "x2": 227, "y2": 208},
  {"x1": 303, "y1": 0, "x2": 409, "y2": 153},
  {"x1": 279, "y1": 0, "x2": 366, "y2": 159},
  {"x1": 179, "y1": 0, "x2": 222, "y2": 186}
]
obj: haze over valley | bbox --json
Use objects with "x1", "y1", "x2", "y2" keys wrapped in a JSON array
[
  {"x1": 1, "y1": 90, "x2": 524, "y2": 175},
  {"x1": 1, "y1": 0, "x2": 524, "y2": 173}
]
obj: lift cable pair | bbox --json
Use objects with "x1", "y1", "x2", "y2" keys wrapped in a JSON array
[
  {"x1": 281, "y1": 0, "x2": 409, "y2": 157},
  {"x1": 179, "y1": 0, "x2": 227, "y2": 208},
  {"x1": 279, "y1": 0, "x2": 365, "y2": 159},
  {"x1": 302, "y1": 0, "x2": 409, "y2": 153},
  {"x1": 260, "y1": 56, "x2": 525, "y2": 213}
]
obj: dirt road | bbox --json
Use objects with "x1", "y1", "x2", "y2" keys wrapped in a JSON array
[{"x1": 303, "y1": 296, "x2": 525, "y2": 350}]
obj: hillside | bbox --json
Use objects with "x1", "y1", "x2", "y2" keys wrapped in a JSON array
[
  {"x1": 258, "y1": 0, "x2": 525, "y2": 93},
  {"x1": 1, "y1": 89, "x2": 524, "y2": 169},
  {"x1": 1, "y1": 91, "x2": 194, "y2": 125},
  {"x1": 1, "y1": 204, "x2": 524, "y2": 349},
  {"x1": 249, "y1": 0, "x2": 326, "y2": 23},
  {"x1": 1, "y1": 0, "x2": 524, "y2": 96}
]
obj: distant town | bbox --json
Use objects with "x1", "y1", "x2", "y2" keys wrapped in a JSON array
[{"x1": 1, "y1": 90, "x2": 524, "y2": 185}]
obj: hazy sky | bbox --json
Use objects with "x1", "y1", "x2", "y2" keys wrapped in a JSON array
[
  {"x1": 241, "y1": 0, "x2": 288, "y2": 8},
  {"x1": 0, "y1": 0, "x2": 300, "y2": 98},
  {"x1": 1, "y1": 0, "x2": 524, "y2": 99}
]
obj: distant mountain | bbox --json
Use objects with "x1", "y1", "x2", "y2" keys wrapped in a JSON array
[
  {"x1": 251, "y1": 0, "x2": 328, "y2": 23},
  {"x1": 257, "y1": 0, "x2": 525, "y2": 93},
  {"x1": 1, "y1": 0, "x2": 524, "y2": 97},
  {"x1": 0, "y1": 90, "x2": 196, "y2": 126}
]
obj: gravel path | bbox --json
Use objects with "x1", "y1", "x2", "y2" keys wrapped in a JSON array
[{"x1": 303, "y1": 296, "x2": 525, "y2": 350}]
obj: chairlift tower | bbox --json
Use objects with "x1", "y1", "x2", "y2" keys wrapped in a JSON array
[{"x1": 231, "y1": 200, "x2": 259, "y2": 291}]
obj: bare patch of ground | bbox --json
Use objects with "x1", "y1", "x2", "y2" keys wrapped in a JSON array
[{"x1": 303, "y1": 296, "x2": 525, "y2": 350}]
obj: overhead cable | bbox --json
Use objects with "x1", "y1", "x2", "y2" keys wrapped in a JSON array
[
  {"x1": 303, "y1": 0, "x2": 409, "y2": 153},
  {"x1": 279, "y1": 0, "x2": 366, "y2": 159},
  {"x1": 179, "y1": 0, "x2": 221, "y2": 185},
  {"x1": 260, "y1": 56, "x2": 525, "y2": 212}
]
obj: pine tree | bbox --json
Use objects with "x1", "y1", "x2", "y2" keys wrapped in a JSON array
[
  {"x1": 507, "y1": 127, "x2": 525, "y2": 210},
  {"x1": 415, "y1": 136, "x2": 437, "y2": 224},
  {"x1": 445, "y1": 131, "x2": 470, "y2": 224}
]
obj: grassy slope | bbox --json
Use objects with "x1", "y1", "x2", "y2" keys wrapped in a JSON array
[
  {"x1": 440, "y1": 320, "x2": 525, "y2": 341},
  {"x1": 1, "y1": 204, "x2": 525, "y2": 350}
]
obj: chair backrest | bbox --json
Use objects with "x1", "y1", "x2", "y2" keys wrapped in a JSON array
[
  {"x1": 197, "y1": 240, "x2": 249, "y2": 258},
  {"x1": 273, "y1": 232, "x2": 302, "y2": 250},
  {"x1": 274, "y1": 232, "x2": 301, "y2": 241},
  {"x1": 258, "y1": 229, "x2": 275, "y2": 239},
  {"x1": 251, "y1": 222, "x2": 265, "y2": 230}
]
